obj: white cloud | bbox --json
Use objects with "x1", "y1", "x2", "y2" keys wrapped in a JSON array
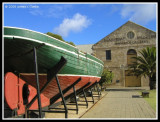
[
  {"x1": 29, "y1": 9, "x2": 43, "y2": 16},
  {"x1": 53, "y1": 13, "x2": 91, "y2": 37},
  {"x1": 120, "y1": 4, "x2": 156, "y2": 24}
]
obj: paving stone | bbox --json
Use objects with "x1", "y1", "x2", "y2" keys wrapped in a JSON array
[
  {"x1": 81, "y1": 90, "x2": 156, "y2": 119},
  {"x1": 44, "y1": 90, "x2": 157, "y2": 119}
]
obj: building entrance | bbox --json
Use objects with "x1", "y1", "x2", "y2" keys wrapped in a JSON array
[{"x1": 125, "y1": 70, "x2": 141, "y2": 87}]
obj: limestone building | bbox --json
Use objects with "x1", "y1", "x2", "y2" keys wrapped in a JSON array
[
  {"x1": 76, "y1": 44, "x2": 93, "y2": 54},
  {"x1": 92, "y1": 21, "x2": 156, "y2": 87}
]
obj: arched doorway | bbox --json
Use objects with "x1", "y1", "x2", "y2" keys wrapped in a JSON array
[
  {"x1": 127, "y1": 49, "x2": 137, "y2": 65},
  {"x1": 125, "y1": 49, "x2": 141, "y2": 87}
]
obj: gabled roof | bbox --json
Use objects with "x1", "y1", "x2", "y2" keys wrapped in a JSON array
[{"x1": 93, "y1": 20, "x2": 156, "y2": 46}]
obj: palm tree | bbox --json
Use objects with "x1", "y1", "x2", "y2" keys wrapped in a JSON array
[{"x1": 129, "y1": 47, "x2": 156, "y2": 90}]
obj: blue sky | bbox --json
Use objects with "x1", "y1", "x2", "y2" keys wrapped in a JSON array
[{"x1": 3, "y1": 3, "x2": 157, "y2": 45}]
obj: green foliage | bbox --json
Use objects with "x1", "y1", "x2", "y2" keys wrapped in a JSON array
[
  {"x1": 129, "y1": 47, "x2": 156, "y2": 89},
  {"x1": 46, "y1": 32, "x2": 76, "y2": 47},
  {"x1": 67, "y1": 41, "x2": 76, "y2": 46},
  {"x1": 46, "y1": 32, "x2": 65, "y2": 42},
  {"x1": 99, "y1": 69, "x2": 114, "y2": 87}
]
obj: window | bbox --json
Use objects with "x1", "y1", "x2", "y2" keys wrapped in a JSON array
[
  {"x1": 106, "y1": 50, "x2": 111, "y2": 60},
  {"x1": 127, "y1": 49, "x2": 137, "y2": 65},
  {"x1": 127, "y1": 49, "x2": 137, "y2": 55},
  {"x1": 127, "y1": 31, "x2": 135, "y2": 39}
]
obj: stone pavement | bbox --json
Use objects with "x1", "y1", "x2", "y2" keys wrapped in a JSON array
[
  {"x1": 45, "y1": 91, "x2": 107, "y2": 119},
  {"x1": 81, "y1": 90, "x2": 156, "y2": 119}
]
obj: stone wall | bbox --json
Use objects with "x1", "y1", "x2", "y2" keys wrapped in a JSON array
[{"x1": 92, "y1": 21, "x2": 156, "y2": 87}]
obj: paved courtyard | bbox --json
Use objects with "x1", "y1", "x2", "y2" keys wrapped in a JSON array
[{"x1": 81, "y1": 90, "x2": 156, "y2": 119}]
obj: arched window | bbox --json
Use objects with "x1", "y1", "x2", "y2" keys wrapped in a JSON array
[{"x1": 127, "y1": 49, "x2": 137, "y2": 65}]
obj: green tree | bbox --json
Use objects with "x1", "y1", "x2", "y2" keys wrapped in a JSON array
[
  {"x1": 99, "y1": 69, "x2": 114, "y2": 89},
  {"x1": 46, "y1": 32, "x2": 65, "y2": 42},
  {"x1": 67, "y1": 41, "x2": 76, "y2": 46},
  {"x1": 129, "y1": 47, "x2": 156, "y2": 90},
  {"x1": 46, "y1": 32, "x2": 75, "y2": 46}
]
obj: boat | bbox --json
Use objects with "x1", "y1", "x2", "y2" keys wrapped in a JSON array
[{"x1": 4, "y1": 26, "x2": 104, "y2": 116}]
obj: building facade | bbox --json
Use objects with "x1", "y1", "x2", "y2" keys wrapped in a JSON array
[
  {"x1": 92, "y1": 21, "x2": 156, "y2": 87},
  {"x1": 76, "y1": 44, "x2": 93, "y2": 54}
]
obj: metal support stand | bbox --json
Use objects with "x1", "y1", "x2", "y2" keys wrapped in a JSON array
[
  {"x1": 89, "y1": 88, "x2": 95, "y2": 103},
  {"x1": 63, "y1": 85, "x2": 79, "y2": 114},
  {"x1": 82, "y1": 89, "x2": 88, "y2": 108},
  {"x1": 74, "y1": 82, "x2": 91, "y2": 108},
  {"x1": 61, "y1": 82, "x2": 91, "y2": 112},
  {"x1": 82, "y1": 81, "x2": 102, "y2": 103},
  {"x1": 72, "y1": 85, "x2": 79, "y2": 114},
  {"x1": 24, "y1": 47, "x2": 43, "y2": 118},
  {"x1": 59, "y1": 81, "x2": 102, "y2": 115},
  {"x1": 49, "y1": 77, "x2": 81, "y2": 116},
  {"x1": 55, "y1": 75, "x2": 68, "y2": 118},
  {"x1": 49, "y1": 77, "x2": 81, "y2": 105},
  {"x1": 25, "y1": 46, "x2": 67, "y2": 118},
  {"x1": 33, "y1": 47, "x2": 42, "y2": 118}
]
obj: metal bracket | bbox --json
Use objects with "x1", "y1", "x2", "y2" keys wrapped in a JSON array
[
  {"x1": 49, "y1": 77, "x2": 82, "y2": 116},
  {"x1": 25, "y1": 46, "x2": 67, "y2": 118}
]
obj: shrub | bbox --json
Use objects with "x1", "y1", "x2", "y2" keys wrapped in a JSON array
[{"x1": 99, "y1": 69, "x2": 114, "y2": 88}]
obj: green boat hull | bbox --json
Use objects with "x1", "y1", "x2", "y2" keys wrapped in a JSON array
[{"x1": 4, "y1": 26, "x2": 104, "y2": 77}]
